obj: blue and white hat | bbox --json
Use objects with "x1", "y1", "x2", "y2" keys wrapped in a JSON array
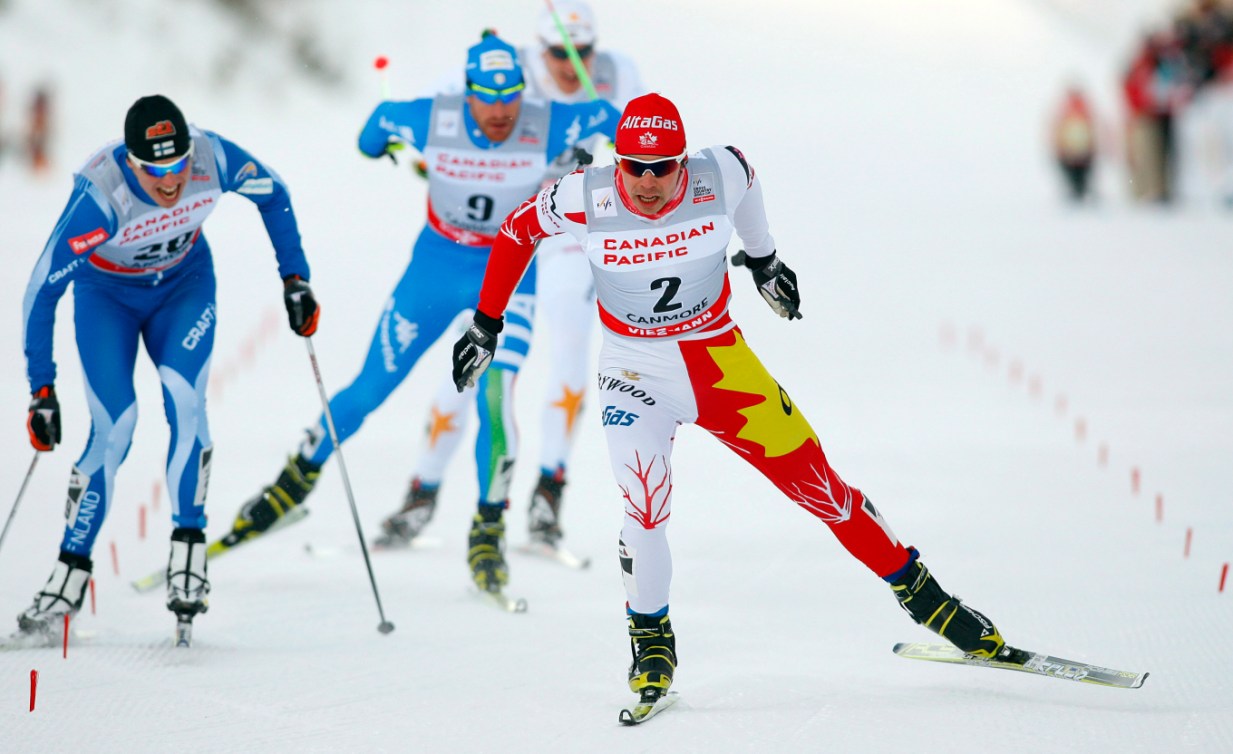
[{"x1": 465, "y1": 34, "x2": 524, "y2": 91}]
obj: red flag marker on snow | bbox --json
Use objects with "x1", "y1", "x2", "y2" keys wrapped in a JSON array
[
  {"x1": 29, "y1": 670, "x2": 38, "y2": 712},
  {"x1": 1220, "y1": 563, "x2": 1229, "y2": 593},
  {"x1": 374, "y1": 55, "x2": 391, "y2": 98},
  {"x1": 89, "y1": 578, "x2": 96, "y2": 616},
  {"x1": 1184, "y1": 527, "x2": 1193, "y2": 559},
  {"x1": 62, "y1": 614, "x2": 69, "y2": 659}
]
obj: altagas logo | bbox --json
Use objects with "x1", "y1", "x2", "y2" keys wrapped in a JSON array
[{"x1": 620, "y1": 115, "x2": 680, "y2": 131}]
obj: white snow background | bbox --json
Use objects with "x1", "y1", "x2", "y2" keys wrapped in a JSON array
[{"x1": 1, "y1": 0, "x2": 1230, "y2": 751}]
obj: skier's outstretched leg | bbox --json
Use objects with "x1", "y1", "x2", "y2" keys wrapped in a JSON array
[{"x1": 684, "y1": 327, "x2": 1005, "y2": 657}]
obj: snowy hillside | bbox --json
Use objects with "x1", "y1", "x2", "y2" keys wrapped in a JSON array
[{"x1": 1, "y1": 1, "x2": 1230, "y2": 752}]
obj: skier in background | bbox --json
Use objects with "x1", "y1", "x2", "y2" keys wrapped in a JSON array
[
  {"x1": 27, "y1": 84, "x2": 51, "y2": 174},
  {"x1": 451, "y1": 92, "x2": 1007, "y2": 705},
  {"x1": 224, "y1": 34, "x2": 620, "y2": 599},
  {"x1": 385, "y1": 2, "x2": 644, "y2": 562},
  {"x1": 17, "y1": 94, "x2": 319, "y2": 642},
  {"x1": 1051, "y1": 85, "x2": 1097, "y2": 202}
]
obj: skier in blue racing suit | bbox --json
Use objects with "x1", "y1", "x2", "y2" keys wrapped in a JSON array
[
  {"x1": 18, "y1": 94, "x2": 319, "y2": 640},
  {"x1": 222, "y1": 34, "x2": 619, "y2": 597}
]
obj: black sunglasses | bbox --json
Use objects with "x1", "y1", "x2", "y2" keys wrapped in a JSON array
[{"x1": 547, "y1": 44, "x2": 594, "y2": 60}]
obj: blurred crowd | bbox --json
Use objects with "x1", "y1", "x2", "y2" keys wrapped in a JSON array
[
  {"x1": 0, "y1": 78, "x2": 54, "y2": 175},
  {"x1": 1052, "y1": 0, "x2": 1233, "y2": 207}
]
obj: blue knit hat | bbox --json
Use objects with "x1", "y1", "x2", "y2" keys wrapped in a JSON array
[{"x1": 465, "y1": 34, "x2": 524, "y2": 91}]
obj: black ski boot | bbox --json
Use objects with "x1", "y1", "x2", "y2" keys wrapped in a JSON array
[
  {"x1": 527, "y1": 471, "x2": 566, "y2": 547},
  {"x1": 628, "y1": 613, "x2": 677, "y2": 701},
  {"x1": 374, "y1": 477, "x2": 439, "y2": 548},
  {"x1": 467, "y1": 505, "x2": 508, "y2": 592},
  {"x1": 227, "y1": 454, "x2": 321, "y2": 545},
  {"x1": 17, "y1": 551, "x2": 92, "y2": 641},
  {"x1": 891, "y1": 553, "x2": 1005, "y2": 659},
  {"x1": 166, "y1": 527, "x2": 210, "y2": 617}
]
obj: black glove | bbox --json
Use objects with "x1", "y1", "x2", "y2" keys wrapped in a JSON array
[
  {"x1": 28, "y1": 385, "x2": 60, "y2": 451},
  {"x1": 732, "y1": 250, "x2": 801, "y2": 320},
  {"x1": 572, "y1": 146, "x2": 594, "y2": 166},
  {"x1": 283, "y1": 276, "x2": 320, "y2": 336},
  {"x1": 451, "y1": 311, "x2": 503, "y2": 392}
]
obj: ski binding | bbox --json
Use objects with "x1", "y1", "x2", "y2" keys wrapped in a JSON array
[{"x1": 619, "y1": 691, "x2": 680, "y2": 725}]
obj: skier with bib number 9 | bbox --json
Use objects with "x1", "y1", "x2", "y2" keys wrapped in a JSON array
[
  {"x1": 221, "y1": 34, "x2": 620, "y2": 602},
  {"x1": 451, "y1": 92, "x2": 1006, "y2": 710}
]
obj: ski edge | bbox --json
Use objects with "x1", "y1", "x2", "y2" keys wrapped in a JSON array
[
  {"x1": 514, "y1": 541, "x2": 592, "y2": 570},
  {"x1": 892, "y1": 641, "x2": 1149, "y2": 689},
  {"x1": 474, "y1": 588, "x2": 529, "y2": 613}
]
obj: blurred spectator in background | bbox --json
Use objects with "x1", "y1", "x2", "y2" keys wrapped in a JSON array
[
  {"x1": 26, "y1": 84, "x2": 51, "y2": 174},
  {"x1": 1123, "y1": 31, "x2": 1189, "y2": 203},
  {"x1": 1174, "y1": 0, "x2": 1233, "y2": 205},
  {"x1": 1051, "y1": 85, "x2": 1097, "y2": 202},
  {"x1": 0, "y1": 78, "x2": 6, "y2": 167}
]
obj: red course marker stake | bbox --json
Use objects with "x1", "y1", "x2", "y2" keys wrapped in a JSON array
[
  {"x1": 89, "y1": 578, "x2": 96, "y2": 616},
  {"x1": 1131, "y1": 467, "x2": 1141, "y2": 495},
  {"x1": 152, "y1": 480, "x2": 160, "y2": 512},
  {"x1": 29, "y1": 670, "x2": 38, "y2": 712},
  {"x1": 139, "y1": 505, "x2": 147, "y2": 540},
  {"x1": 1075, "y1": 418, "x2": 1087, "y2": 443},
  {"x1": 1184, "y1": 527, "x2": 1193, "y2": 559},
  {"x1": 110, "y1": 541, "x2": 119, "y2": 576},
  {"x1": 1098, "y1": 443, "x2": 1108, "y2": 467},
  {"x1": 1221, "y1": 563, "x2": 1229, "y2": 593},
  {"x1": 62, "y1": 614, "x2": 69, "y2": 659},
  {"x1": 1155, "y1": 494, "x2": 1163, "y2": 523}
]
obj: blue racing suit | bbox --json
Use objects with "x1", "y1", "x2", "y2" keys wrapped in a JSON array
[
  {"x1": 296, "y1": 93, "x2": 618, "y2": 505},
  {"x1": 21, "y1": 128, "x2": 310, "y2": 556}
]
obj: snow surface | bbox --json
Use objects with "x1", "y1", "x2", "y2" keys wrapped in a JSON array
[{"x1": 1, "y1": 0, "x2": 1230, "y2": 752}]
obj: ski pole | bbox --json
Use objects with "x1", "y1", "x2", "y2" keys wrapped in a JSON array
[
  {"x1": 0, "y1": 453, "x2": 40, "y2": 558},
  {"x1": 543, "y1": 0, "x2": 601, "y2": 100},
  {"x1": 304, "y1": 337, "x2": 395, "y2": 635}
]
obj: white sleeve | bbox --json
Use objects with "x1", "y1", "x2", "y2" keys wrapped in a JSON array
[
  {"x1": 535, "y1": 169, "x2": 590, "y2": 245},
  {"x1": 713, "y1": 146, "x2": 775, "y2": 259}
]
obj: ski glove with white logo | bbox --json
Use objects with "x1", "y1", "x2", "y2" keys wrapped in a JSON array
[
  {"x1": 28, "y1": 385, "x2": 60, "y2": 451},
  {"x1": 452, "y1": 311, "x2": 503, "y2": 392},
  {"x1": 732, "y1": 250, "x2": 802, "y2": 320},
  {"x1": 283, "y1": 275, "x2": 320, "y2": 337}
]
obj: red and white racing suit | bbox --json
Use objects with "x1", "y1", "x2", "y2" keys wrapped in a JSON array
[{"x1": 476, "y1": 145, "x2": 911, "y2": 614}]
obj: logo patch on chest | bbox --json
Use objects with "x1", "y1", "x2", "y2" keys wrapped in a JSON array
[{"x1": 592, "y1": 188, "x2": 616, "y2": 217}]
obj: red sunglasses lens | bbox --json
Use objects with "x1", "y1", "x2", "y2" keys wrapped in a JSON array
[{"x1": 618, "y1": 158, "x2": 681, "y2": 178}]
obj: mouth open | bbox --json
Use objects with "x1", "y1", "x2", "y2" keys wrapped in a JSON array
[{"x1": 156, "y1": 184, "x2": 183, "y2": 203}]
